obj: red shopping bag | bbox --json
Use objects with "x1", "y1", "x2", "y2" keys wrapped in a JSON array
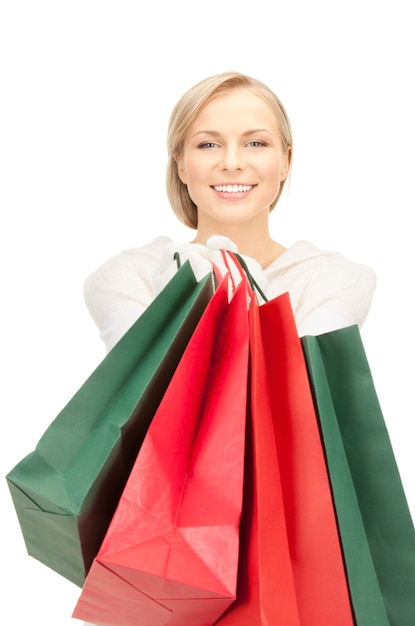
[
  {"x1": 217, "y1": 276, "x2": 354, "y2": 624},
  {"x1": 73, "y1": 273, "x2": 250, "y2": 626}
]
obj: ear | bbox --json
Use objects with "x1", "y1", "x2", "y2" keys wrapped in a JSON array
[
  {"x1": 176, "y1": 156, "x2": 187, "y2": 184},
  {"x1": 280, "y1": 146, "x2": 291, "y2": 182}
]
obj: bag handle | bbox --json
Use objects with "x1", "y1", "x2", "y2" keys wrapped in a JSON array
[
  {"x1": 222, "y1": 250, "x2": 268, "y2": 303},
  {"x1": 173, "y1": 248, "x2": 266, "y2": 299},
  {"x1": 173, "y1": 251, "x2": 220, "y2": 290},
  {"x1": 173, "y1": 251, "x2": 182, "y2": 270},
  {"x1": 233, "y1": 252, "x2": 268, "y2": 302}
]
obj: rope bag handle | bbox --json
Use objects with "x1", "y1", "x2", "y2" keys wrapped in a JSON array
[
  {"x1": 173, "y1": 251, "x2": 221, "y2": 290},
  {"x1": 221, "y1": 250, "x2": 268, "y2": 303}
]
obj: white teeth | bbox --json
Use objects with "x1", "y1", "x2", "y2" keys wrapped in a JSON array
[{"x1": 214, "y1": 184, "x2": 252, "y2": 193}]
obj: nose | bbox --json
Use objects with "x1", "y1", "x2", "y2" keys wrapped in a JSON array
[{"x1": 219, "y1": 145, "x2": 245, "y2": 172}]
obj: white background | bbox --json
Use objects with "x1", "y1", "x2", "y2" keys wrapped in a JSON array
[{"x1": 1, "y1": 1, "x2": 414, "y2": 623}]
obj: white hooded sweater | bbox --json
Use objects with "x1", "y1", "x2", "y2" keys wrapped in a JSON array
[{"x1": 84, "y1": 236, "x2": 376, "y2": 353}]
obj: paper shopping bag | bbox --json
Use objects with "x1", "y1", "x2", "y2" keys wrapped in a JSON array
[
  {"x1": 217, "y1": 289, "x2": 354, "y2": 625},
  {"x1": 72, "y1": 275, "x2": 250, "y2": 626},
  {"x1": 302, "y1": 326, "x2": 415, "y2": 626},
  {"x1": 6, "y1": 261, "x2": 213, "y2": 587}
]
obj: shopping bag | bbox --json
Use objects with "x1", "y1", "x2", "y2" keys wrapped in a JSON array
[
  {"x1": 72, "y1": 274, "x2": 250, "y2": 626},
  {"x1": 6, "y1": 261, "x2": 214, "y2": 587},
  {"x1": 302, "y1": 325, "x2": 415, "y2": 626},
  {"x1": 217, "y1": 257, "x2": 354, "y2": 625}
]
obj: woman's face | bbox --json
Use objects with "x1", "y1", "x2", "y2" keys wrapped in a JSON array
[{"x1": 177, "y1": 88, "x2": 290, "y2": 231}]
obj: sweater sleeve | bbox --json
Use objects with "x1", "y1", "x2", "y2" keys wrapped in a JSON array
[
  {"x1": 83, "y1": 237, "x2": 171, "y2": 352},
  {"x1": 265, "y1": 242, "x2": 377, "y2": 337},
  {"x1": 294, "y1": 253, "x2": 377, "y2": 336}
]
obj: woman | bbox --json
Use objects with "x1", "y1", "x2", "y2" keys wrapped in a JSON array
[
  {"x1": 78, "y1": 72, "x2": 414, "y2": 626},
  {"x1": 84, "y1": 71, "x2": 376, "y2": 353}
]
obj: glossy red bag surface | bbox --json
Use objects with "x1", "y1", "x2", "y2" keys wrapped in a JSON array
[
  {"x1": 73, "y1": 274, "x2": 250, "y2": 626},
  {"x1": 217, "y1": 286, "x2": 354, "y2": 625}
]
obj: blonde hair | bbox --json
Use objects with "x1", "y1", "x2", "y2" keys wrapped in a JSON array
[{"x1": 166, "y1": 71, "x2": 293, "y2": 229}]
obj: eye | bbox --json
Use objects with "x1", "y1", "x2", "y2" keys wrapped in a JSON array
[
  {"x1": 247, "y1": 140, "x2": 267, "y2": 148},
  {"x1": 197, "y1": 141, "x2": 218, "y2": 149}
]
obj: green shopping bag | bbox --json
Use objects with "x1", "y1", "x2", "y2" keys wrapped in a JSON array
[
  {"x1": 6, "y1": 261, "x2": 214, "y2": 588},
  {"x1": 302, "y1": 325, "x2": 415, "y2": 626}
]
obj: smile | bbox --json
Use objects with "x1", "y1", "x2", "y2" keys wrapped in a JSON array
[{"x1": 213, "y1": 184, "x2": 253, "y2": 193}]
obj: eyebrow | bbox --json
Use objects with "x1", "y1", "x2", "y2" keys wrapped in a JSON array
[{"x1": 191, "y1": 128, "x2": 273, "y2": 139}]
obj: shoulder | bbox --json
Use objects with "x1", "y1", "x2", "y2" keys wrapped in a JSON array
[{"x1": 84, "y1": 236, "x2": 173, "y2": 329}]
